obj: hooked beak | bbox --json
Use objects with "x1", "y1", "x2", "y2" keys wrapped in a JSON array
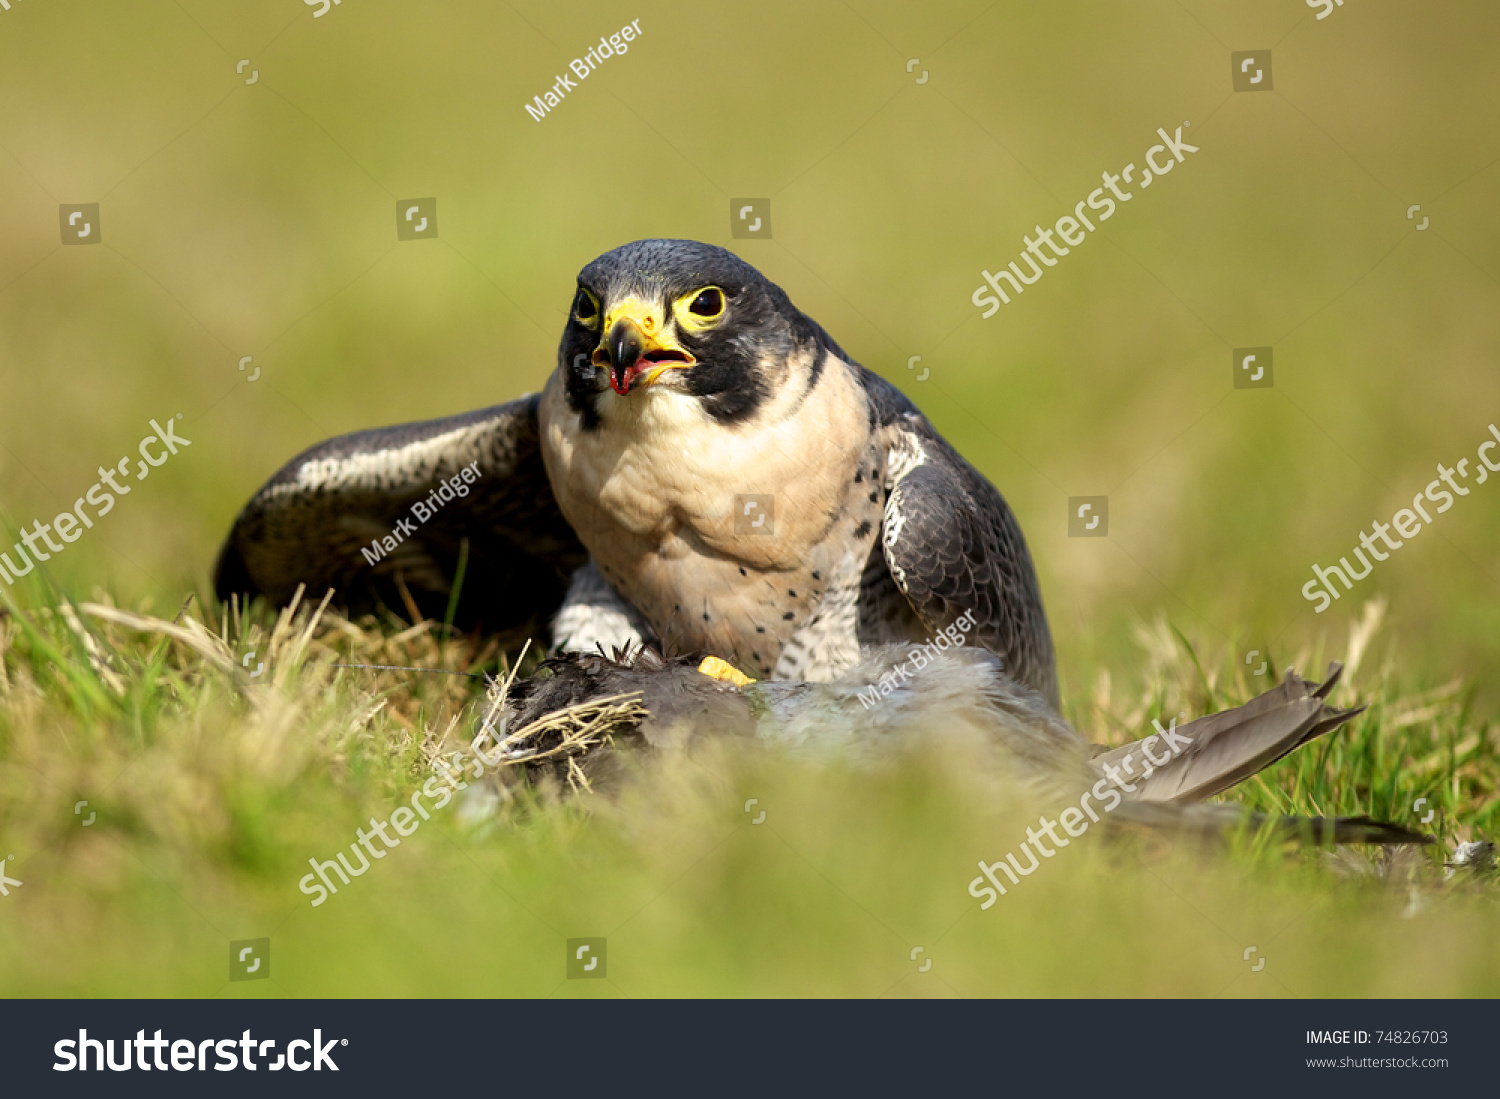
[{"x1": 593, "y1": 300, "x2": 695, "y2": 395}]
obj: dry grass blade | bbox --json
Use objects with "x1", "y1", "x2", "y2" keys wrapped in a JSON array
[
  {"x1": 58, "y1": 602, "x2": 128, "y2": 697},
  {"x1": 274, "y1": 587, "x2": 337, "y2": 690},
  {"x1": 566, "y1": 755, "x2": 593, "y2": 794},
  {"x1": 78, "y1": 602, "x2": 239, "y2": 678},
  {"x1": 487, "y1": 690, "x2": 647, "y2": 768},
  {"x1": 1341, "y1": 597, "x2": 1387, "y2": 703},
  {"x1": 467, "y1": 638, "x2": 532, "y2": 754}
]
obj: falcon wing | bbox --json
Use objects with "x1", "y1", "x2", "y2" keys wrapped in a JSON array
[
  {"x1": 860, "y1": 371, "x2": 1059, "y2": 707},
  {"x1": 214, "y1": 394, "x2": 586, "y2": 641}
]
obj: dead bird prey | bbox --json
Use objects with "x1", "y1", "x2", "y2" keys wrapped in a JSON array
[
  {"x1": 214, "y1": 239, "x2": 1056, "y2": 702},
  {"x1": 484, "y1": 645, "x2": 1427, "y2": 848}
]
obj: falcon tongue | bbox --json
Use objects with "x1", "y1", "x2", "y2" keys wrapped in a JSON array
[
  {"x1": 609, "y1": 351, "x2": 693, "y2": 394},
  {"x1": 610, "y1": 361, "x2": 646, "y2": 395}
]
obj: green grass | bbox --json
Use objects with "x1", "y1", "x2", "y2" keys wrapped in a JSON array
[{"x1": 0, "y1": 578, "x2": 1495, "y2": 999}]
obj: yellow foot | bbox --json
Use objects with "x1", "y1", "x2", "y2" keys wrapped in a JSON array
[{"x1": 697, "y1": 656, "x2": 756, "y2": 687}]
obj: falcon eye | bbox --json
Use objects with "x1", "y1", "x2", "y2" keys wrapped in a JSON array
[
  {"x1": 574, "y1": 289, "x2": 600, "y2": 327},
  {"x1": 687, "y1": 287, "x2": 724, "y2": 319}
]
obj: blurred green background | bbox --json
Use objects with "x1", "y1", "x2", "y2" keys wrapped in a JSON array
[{"x1": 2, "y1": 0, "x2": 1498, "y2": 697}]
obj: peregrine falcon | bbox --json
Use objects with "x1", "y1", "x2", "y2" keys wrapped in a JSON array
[{"x1": 215, "y1": 239, "x2": 1057, "y2": 704}]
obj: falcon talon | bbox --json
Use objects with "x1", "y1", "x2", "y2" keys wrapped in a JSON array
[{"x1": 698, "y1": 656, "x2": 755, "y2": 687}]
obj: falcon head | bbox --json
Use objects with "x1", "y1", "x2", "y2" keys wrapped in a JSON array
[{"x1": 559, "y1": 239, "x2": 845, "y2": 425}]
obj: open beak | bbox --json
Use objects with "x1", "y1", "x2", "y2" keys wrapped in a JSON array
[{"x1": 592, "y1": 300, "x2": 695, "y2": 395}]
